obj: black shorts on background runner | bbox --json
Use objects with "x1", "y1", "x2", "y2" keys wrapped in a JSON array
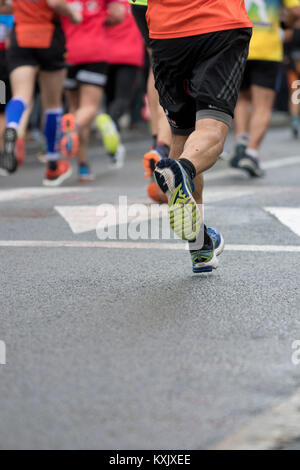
[
  {"x1": 151, "y1": 28, "x2": 252, "y2": 135},
  {"x1": 240, "y1": 60, "x2": 280, "y2": 91},
  {"x1": 131, "y1": 4, "x2": 150, "y2": 48},
  {"x1": 8, "y1": 24, "x2": 65, "y2": 73},
  {"x1": 64, "y1": 62, "x2": 108, "y2": 90}
]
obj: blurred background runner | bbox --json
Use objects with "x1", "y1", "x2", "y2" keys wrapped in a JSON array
[
  {"x1": 104, "y1": 0, "x2": 144, "y2": 171},
  {"x1": 0, "y1": 0, "x2": 300, "y2": 192},
  {"x1": 61, "y1": 0, "x2": 124, "y2": 182},
  {"x1": 0, "y1": 0, "x2": 82, "y2": 186},
  {"x1": 231, "y1": 0, "x2": 300, "y2": 178}
]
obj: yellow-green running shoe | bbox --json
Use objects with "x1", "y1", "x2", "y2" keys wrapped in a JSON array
[
  {"x1": 154, "y1": 158, "x2": 202, "y2": 242},
  {"x1": 96, "y1": 114, "x2": 120, "y2": 155}
]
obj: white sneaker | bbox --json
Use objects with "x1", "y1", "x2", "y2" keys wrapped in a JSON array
[{"x1": 109, "y1": 144, "x2": 126, "y2": 170}]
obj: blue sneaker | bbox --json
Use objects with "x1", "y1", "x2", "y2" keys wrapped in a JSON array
[
  {"x1": 207, "y1": 227, "x2": 225, "y2": 257},
  {"x1": 78, "y1": 163, "x2": 94, "y2": 182},
  {"x1": 230, "y1": 142, "x2": 246, "y2": 169},
  {"x1": 190, "y1": 227, "x2": 225, "y2": 273},
  {"x1": 154, "y1": 158, "x2": 201, "y2": 242}
]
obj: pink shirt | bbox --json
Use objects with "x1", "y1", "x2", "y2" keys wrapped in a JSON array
[
  {"x1": 62, "y1": 0, "x2": 117, "y2": 65},
  {"x1": 106, "y1": 0, "x2": 144, "y2": 67}
]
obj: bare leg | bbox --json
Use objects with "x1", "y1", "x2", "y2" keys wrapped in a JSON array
[
  {"x1": 65, "y1": 89, "x2": 80, "y2": 116},
  {"x1": 154, "y1": 119, "x2": 226, "y2": 243},
  {"x1": 247, "y1": 85, "x2": 275, "y2": 151},
  {"x1": 157, "y1": 103, "x2": 171, "y2": 146},
  {"x1": 234, "y1": 89, "x2": 251, "y2": 139},
  {"x1": 76, "y1": 84, "x2": 103, "y2": 128},
  {"x1": 39, "y1": 69, "x2": 66, "y2": 110},
  {"x1": 76, "y1": 84, "x2": 103, "y2": 164},
  {"x1": 169, "y1": 133, "x2": 204, "y2": 204},
  {"x1": 10, "y1": 66, "x2": 38, "y2": 106},
  {"x1": 179, "y1": 119, "x2": 228, "y2": 174},
  {"x1": 77, "y1": 126, "x2": 90, "y2": 164},
  {"x1": 18, "y1": 104, "x2": 32, "y2": 139}
]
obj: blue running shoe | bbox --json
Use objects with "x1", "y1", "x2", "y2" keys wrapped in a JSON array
[
  {"x1": 78, "y1": 163, "x2": 94, "y2": 182},
  {"x1": 206, "y1": 227, "x2": 225, "y2": 256},
  {"x1": 190, "y1": 227, "x2": 224, "y2": 273},
  {"x1": 154, "y1": 158, "x2": 201, "y2": 242},
  {"x1": 230, "y1": 142, "x2": 246, "y2": 169}
]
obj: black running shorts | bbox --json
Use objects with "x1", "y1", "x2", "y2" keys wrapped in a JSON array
[
  {"x1": 8, "y1": 24, "x2": 66, "y2": 73},
  {"x1": 64, "y1": 62, "x2": 108, "y2": 90},
  {"x1": 240, "y1": 60, "x2": 281, "y2": 91},
  {"x1": 131, "y1": 4, "x2": 150, "y2": 48},
  {"x1": 150, "y1": 28, "x2": 252, "y2": 135}
]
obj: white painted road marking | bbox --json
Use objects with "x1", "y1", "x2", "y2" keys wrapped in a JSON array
[
  {"x1": 0, "y1": 187, "x2": 93, "y2": 203},
  {"x1": 265, "y1": 207, "x2": 300, "y2": 238},
  {"x1": 214, "y1": 387, "x2": 300, "y2": 450},
  {"x1": 0, "y1": 154, "x2": 299, "y2": 202},
  {"x1": 206, "y1": 154, "x2": 300, "y2": 181},
  {"x1": 0, "y1": 240, "x2": 300, "y2": 252},
  {"x1": 54, "y1": 187, "x2": 264, "y2": 235},
  {"x1": 55, "y1": 204, "x2": 169, "y2": 235}
]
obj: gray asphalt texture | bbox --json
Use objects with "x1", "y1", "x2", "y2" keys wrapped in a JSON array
[{"x1": 0, "y1": 127, "x2": 300, "y2": 450}]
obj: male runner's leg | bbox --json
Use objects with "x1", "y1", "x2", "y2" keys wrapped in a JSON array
[{"x1": 151, "y1": 28, "x2": 251, "y2": 272}]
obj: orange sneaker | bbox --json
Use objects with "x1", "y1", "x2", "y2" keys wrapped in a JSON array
[
  {"x1": 143, "y1": 149, "x2": 168, "y2": 203},
  {"x1": 43, "y1": 160, "x2": 72, "y2": 187},
  {"x1": 60, "y1": 114, "x2": 79, "y2": 159},
  {"x1": 143, "y1": 149, "x2": 162, "y2": 179},
  {"x1": 147, "y1": 182, "x2": 168, "y2": 204},
  {"x1": 16, "y1": 137, "x2": 26, "y2": 165}
]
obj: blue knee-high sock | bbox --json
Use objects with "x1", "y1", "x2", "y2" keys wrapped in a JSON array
[
  {"x1": 5, "y1": 97, "x2": 26, "y2": 129},
  {"x1": 44, "y1": 108, "x2": 63, "y2": 162}
]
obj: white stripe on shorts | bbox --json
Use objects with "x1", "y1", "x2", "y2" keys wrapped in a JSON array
[{"x1": 77, "y1": 70, "x2": 107, "y2": 87}]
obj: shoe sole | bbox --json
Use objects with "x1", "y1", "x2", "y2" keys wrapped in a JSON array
[
  {"x1": 2, "y1": 128, "x2": 18, "y2": 174},
  {"x1": 60, "y1": 115, "x2": 79, "y2": 159},
  {"x1": 154, "y1": 159, "x2": 201, "y2": 242},
  {"x1": 143, "y1": 150, "x2": 161, "y2": 179},
  {"x1": 43, "y1": 167, "x2": 73, "y2": 187}
]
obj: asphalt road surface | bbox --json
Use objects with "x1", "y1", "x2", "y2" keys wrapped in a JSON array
[{"x1": 0, "y1": 127, "x2": 300, "y2": 450}]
